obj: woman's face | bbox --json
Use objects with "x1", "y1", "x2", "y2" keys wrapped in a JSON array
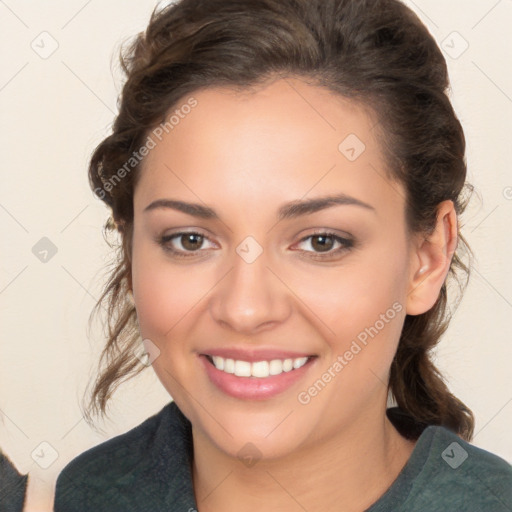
[{"x1": 131, "y1": 77, "x2": 418, "y2": 460}]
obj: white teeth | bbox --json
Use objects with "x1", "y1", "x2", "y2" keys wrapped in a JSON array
[
  {"x1": 224, "y1": 358, "x2": 235, "y2": 374},
  {"x1": 282, "y1": 359, "x2": 293, "y2": 372},
  {"x1": 293, "y1": 357, "x2": 308, "y2": 369},
  {"x1": 209, "y1": 355, "x2": 310, "y2": 378},
  {"x1": 234, "y1": 360, "x2": 252, "y2": 377},
  {"x1": 212, "y1": 356, "x2": 224, "y2": 371},
  {"x1": 269, "y1": 359, "x2": 283, "y2": 375},
  {"x1": 251, "y1": 360, "x2": 269, "y2": 378}
]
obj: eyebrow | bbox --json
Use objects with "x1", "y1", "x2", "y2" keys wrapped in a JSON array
[{"x1": 143, "y1": 193, "x2": 375, "y2": 220}]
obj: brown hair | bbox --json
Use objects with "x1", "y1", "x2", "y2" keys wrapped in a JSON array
[{"x1": 85, "y1": 0, "x2": 474, "y2": 440}]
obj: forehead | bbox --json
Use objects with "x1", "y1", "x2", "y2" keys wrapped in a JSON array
[{"x1": 134, "y1": 77, "x2": 405, "y2": 220}]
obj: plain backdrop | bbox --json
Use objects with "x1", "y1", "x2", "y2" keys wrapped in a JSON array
[{"x1": 1, "y1": 0, "x2": 511, "y2": 510}]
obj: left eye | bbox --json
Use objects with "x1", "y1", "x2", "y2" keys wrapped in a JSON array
[{"x1": 294, "y1": 233, "x2": 353, "y2": 256}]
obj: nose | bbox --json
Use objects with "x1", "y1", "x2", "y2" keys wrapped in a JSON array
[{"x1": 209, "y1": 247, "x2": 292, "y2": 335}]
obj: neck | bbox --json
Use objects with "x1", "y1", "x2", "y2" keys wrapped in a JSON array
[{"x1": 191, "y1": 405, "x2": 416, "y2": 512}]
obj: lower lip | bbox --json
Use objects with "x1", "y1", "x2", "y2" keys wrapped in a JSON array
[{"x1": 200, "y1": 355, "x2": 315, "y2": 400}]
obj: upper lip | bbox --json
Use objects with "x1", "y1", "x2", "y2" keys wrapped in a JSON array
[{"x1": 200, "y1": 348, "x2": 315, "y2": 362}]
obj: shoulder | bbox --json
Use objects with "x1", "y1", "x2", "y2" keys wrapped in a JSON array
[
  {"x1": 406, "y1": 425, "x2": 512, "y2": 511},
  {"x1": 0, "y1": 451, "x2": 28, "y2": 512},
  {"x1": 54, "y1": 401, "x2": 194, "y2": 512}
]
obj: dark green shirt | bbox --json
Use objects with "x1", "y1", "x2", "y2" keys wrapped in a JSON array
[
  {"x1": 0, "y1": 451, "x2": 28, "y2": 512},
  {"x1": 54, "y1": 402, "x2": 512, "y2": 511}
]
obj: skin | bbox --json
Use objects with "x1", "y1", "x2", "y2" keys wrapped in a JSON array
[{"x1": 130, "y1": 77, "x2": 458, "y2": 512}]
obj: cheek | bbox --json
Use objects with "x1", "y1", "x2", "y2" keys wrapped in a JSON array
[
  {"x1": 298, "y1": 242, "x2": 409, "y2": 395},
  {"x1": 344, "y1": 247, "x2": 409, "y2": 378},
  {"x1": 131, "y1": 237, "x2": 204, "y2": 339},
  {"x1": 130, "y1": 240, "x2": 208, "y2": 402},
  {"x1": 290, "y1": 246, "x2": 409, "y2": 344}
]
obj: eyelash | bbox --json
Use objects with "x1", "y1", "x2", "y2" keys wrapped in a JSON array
[{"x1": 157, "y1": 230, "x2": 354, "y2": 260}]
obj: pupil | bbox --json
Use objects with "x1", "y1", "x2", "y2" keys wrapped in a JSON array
[
  {"x1": 183, "y1": 234, "x2": 202, "y2": 250},
  {"x1": 312, "y1": 235, "x2": 333, "y2": 252}
]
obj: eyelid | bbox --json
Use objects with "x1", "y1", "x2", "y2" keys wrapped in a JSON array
[
  {"x1": 159, "y1": 229, "x2": 217, "y2": 252},
  {"x1": 296, "y1": 228, "x2": 353, "y2": 243}
]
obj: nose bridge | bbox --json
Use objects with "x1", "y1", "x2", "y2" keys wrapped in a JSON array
[{"x1": 209, "y1": 239, "x2": 290, "y2": 333}]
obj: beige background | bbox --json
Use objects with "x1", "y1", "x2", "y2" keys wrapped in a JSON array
[{"x1": 0, "y1": 0, "x2": 511, "y2": 510}]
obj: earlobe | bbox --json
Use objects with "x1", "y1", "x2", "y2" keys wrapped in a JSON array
[{"x1": 406, "y1": 200, "x2": 458, "y2": 316}]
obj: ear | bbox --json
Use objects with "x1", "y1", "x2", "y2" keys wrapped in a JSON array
[{"x1": 406, "y1": 200, "x2": 458, "y2": 316}]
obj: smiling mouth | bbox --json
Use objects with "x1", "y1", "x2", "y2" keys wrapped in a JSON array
[{"x1": 204, "y1": 354, "x2": 314, "y2": 378}]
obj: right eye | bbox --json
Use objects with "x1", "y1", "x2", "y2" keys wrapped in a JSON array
[{"x1": 158, "y1": 231, "x2": 217, "y2": 258}]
